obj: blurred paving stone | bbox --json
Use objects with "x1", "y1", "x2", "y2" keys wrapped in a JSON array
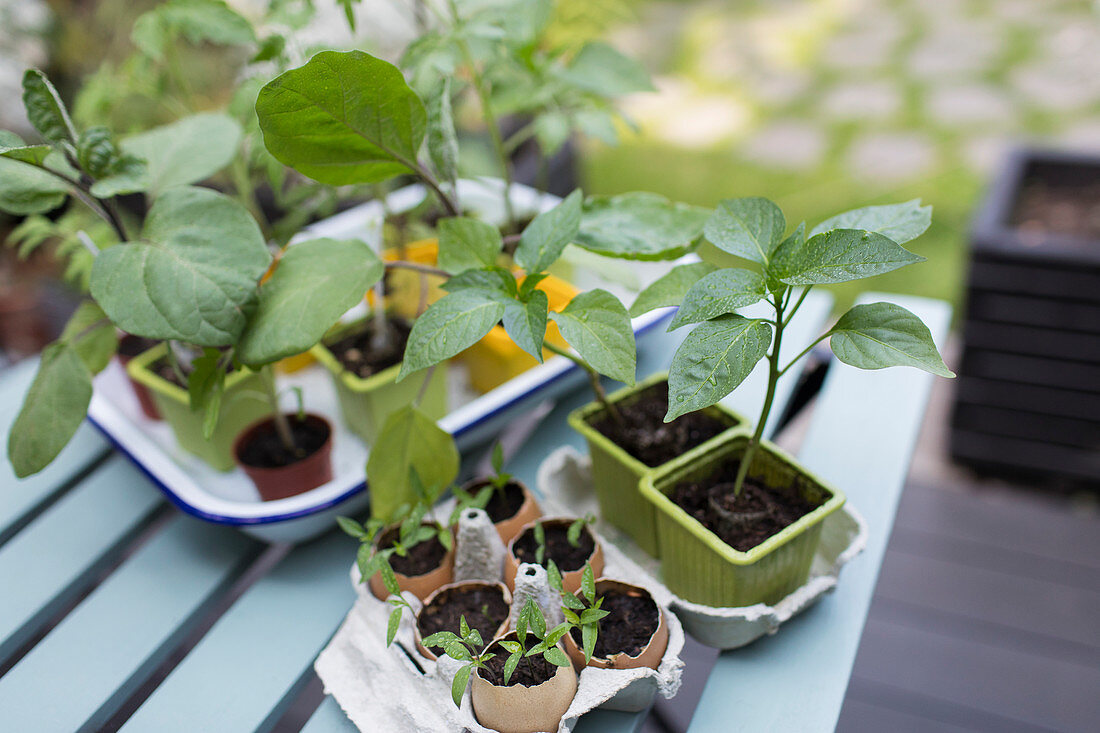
[
  {"x1": 928, "y1": 84, "x2": 1016, "y2": 127},
  {"x1": 741, "y1": 120, "x2": 827, "y2": 170},
  {"x1": 963, "y1": 134, "x2": 1014, "y2": 175},
  {"x1": 848, "y1": 132, "x2": 936, "y2": 183},
  {"x1": 821, "y1": 80, "x2": 902, "y2": 121},
  {"x1": 908, "y1": 25, "x2": 1003, "y2": 80},
  {"x1": 1059, "y1": 120, "x2": 1100, "y2": 152},
  {"x1": 1012, "y1": 60, "x2": 1100, "y2": 112},
  {"x1": 820, "y1": 29, "x2": 898, "y2": 72}
]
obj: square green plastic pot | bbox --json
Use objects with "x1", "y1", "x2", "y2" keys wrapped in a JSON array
[
  {"x1": 640, "y1": 433, "x2": 845, "y2": 607},
  {"x1": 126, "y1": 344, "x2": 271, "y2": 471},
  {"x1": 310, "y1": 332, "x2": 448, "y2": 445},
  {"x1": 567, "y1": 372, "x2": 748, "y2": 558}
]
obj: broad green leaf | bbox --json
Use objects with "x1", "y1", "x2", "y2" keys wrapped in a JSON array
[
  {"x1": 629, "y1": 262, "x2": 716, "y2": 318},
  {"x1": 451, "y1": 664, "x2": 472, "y2": 706},
  {"x1": 0, "y1": 131, "x2": 51, "y2": 166},
  {"x1": 0, "y1": 157, "x2": 69, "y2": 215},
  {"x1": 810, "y1": 199, "x2": 932, "y2": 245},
  {"x1": 704, "y1": 197, "x2": 786, "y2": 267},
  {"x1": 121, "y1": 113, "x2": 242, "y2": 196},
  {"x1": 668, "y1": 268, "x2": 767, "y2": 330},
  {"x1": 549, "y1": 289, "x2": 636, "y2": 385},
  {"x1": 89, "y1": 186, "x2": 270, "y2": 346},
  {"x1": 543, "y1": 646, "x2": 572, "y2": 668},
  {"x1": 574, "y1": 109, "x2": 618, "y2": 145},
  {"x1": 437, "y1": 218, "x2": 502, "y2": 275},
  {"x1": 387, "y1": 607, "x2": 403, "y2": 646},
  {"x1": 366, "y1": 406, "x2": 459, "y2": 522},
  {"x1": 186, "y1": 347, "x2": 222, "y2": 410},
  {"x1": 22, "y1": 70, "x2": 77, "y2": 144},
  {"x1": 577, "y1": 192, "x2": 710, "y2": 261},
  {"x1": 8, "y1": 343, "x2": 92, "y2": 478},
  {"x1": 257, "y1": 51, "x2": 426, "y2": 185},
  {"x1": 398, "y1": 290, "x2": 506, "y2": 379},
  {"x1": 441, "y1": 266, "x2": 517, "y2": 296},
  {"x1": 562, "y1": 41, "x2": 656, "y2": 96},
  {"x1": 238, "y1": 238, "x2": 383, "y2": 366},
  {"x1": 132, "y1": 0, "x2": 256, "y2": 61},
  {"x1": 827, "y1": 302, "x2": 954, "y2": 377},
  {"x1": 515, "y1": 189, "x2": 582, "y2": 273},
  {"x1": 666, "y1": 315, "x2": 772, "y2": 421},
  {"x1": 426, "y1": 79, "x2": 458, "y2": 186},
  {"x1": 59, "y1": 301, "x2": 116, "y2": 374},
  {"x1": 502, "y1": 290, "x2": 548, "y2": 362},
  {"x1": 771, "y1": 229, "x2": 924, "y2": 286},
  {"x1": 534, "y1": 110, "x2": 570, "y2": 156},
  {"x1": 89, "y1": 156, "x2": 148, "y2": 199}
]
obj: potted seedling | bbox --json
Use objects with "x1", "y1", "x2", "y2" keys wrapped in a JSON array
[
  {"x1": 633, "y1": 197, "x2": 954, "y2": 607},
  {"x1": 456, "y1": 443, "x2": 542, "y2": 544},
  {"x1": 425, "y1": 598, "x2": 577, "y2": 733},
  {"x1": 505, "y1": 516, "x2": 604, "y2": 594},
  {"x1": 414, "y1": 580, "x2": 512, "y2": 661}
]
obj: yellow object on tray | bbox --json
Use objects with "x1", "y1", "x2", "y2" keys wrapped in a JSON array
[
  {"x1": 462, "y1": 273, "x2": 579, "y2": 394},
  {"x1": 369, "y1": 238, "x2": 448, "y2": 319}
]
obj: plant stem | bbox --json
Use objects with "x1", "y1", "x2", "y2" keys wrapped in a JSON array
[
  {"x1": 409, "y1": 160, "x2": 460, "y2": 217},
  {"x1": 732, "y1": 294, "x2": 786, "y2": 497},
  {"x1": 36, "y1": 165, "x2": 129, "y2": 242},
  {"x1": 260, "y1": 365, "x2": 298, "y2": 454},
  {"x1": 384, "y1": 260, "x2": 450, "y2": 278},
  {"x1": 542, "y1": 340, "x2": 623, "y2": 426},
  {"x1": 165, "y1": 341, "x2": 189, "y2": 386},
  {"x1": 414, "y1": 364, "x2": 438, "y2": 406}
]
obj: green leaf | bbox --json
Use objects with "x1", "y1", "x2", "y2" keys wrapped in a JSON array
[
  {"x1": 0, "y1": 131, "x2": 51, "y2": 166},
  {"x1": 8, "y1": 343, "x2": 93, "y2": 478},
  {"x1": 580, "y1": 608, "x2": 609, "y2": 624},
  {"x1": 257, "y1": 51, "x2": 426, "y2": 185},
  {"x1": 503, "y1": 652, "x2": 520, "y2": 686},
  {"x1": 581, "y1": 622, "x2": 597, "y2": 663},
  {"x1": 668, "y1": 268, "x2": 767, "y2": 330},
  {"x1": 186, "y1": 348, "x2": 222, "y2": 410},
  {"x1": 528, "y1": 601, "x2": 546, "y2": 639},
  {"x1": 22, "y1": 69, "x2": 77, "y2": 144},
  {"x1": 534, "y1": 110, "x2": 570, "y2": 156},
  {"x1": 0, "y1": 157, "x2": 69, "y2": 215},
  {"x1": 562, "y1": 41, "x2": 656, "y2": 96},
  {"x1": 546, "y1": 559, "x2": 564, "y2": 594},
  {"x1": 543, "y1": 646, "x2": 572, "y2": 668},
  {"x1": 666, "y1": 315, "x2": 772, "y2": 421},
  {"x1": 437, "y1": 217, "x2": 502, "y2": 275},
  {"x1": 810, "y1": 200, "x2": 932, "y2": 245},
  {"x1": 459, "y1": 615, "x2": 471, "y2": 639},
  {"x1": 380, "y1": 559, "x2": 400, "y2": 596},
  {"x1": 89, "y1": 156, "x2": 148, "y2": 199},
  {"x1": 827, "y1": 302, "x2": 954, "y2": 378},
  {"x1": 337, "y1": 516, "x2": 368, "y2": 539},
  {"x1": 238, "y1": 238, "x2": 383, "y2": 366},
  {"x1": 421, "y1": 630, "x2": 461, "y2": 648},
  {"x1": 629, "y1": 262, "x2": 716, "y2": 318},
  {"x1": 59, "y1": 301, "x2": 116, "y2": 374},
  {"x1": 502, "y1": 290, "x2": 548, "y2": 362},
  {"x1": 426, "y1": 79, "x2": 458, "y2": 187},
  {"x1": 577, "y1": 192, "x2": 710, "y2": 261},
  {"x1": 387, "y1": 606, "x2": 403, "y2": 646},
  {"x1": 549, "y1": 290, "x2": 636, "y2": 385},
  {"x1": 441, "y1": 266, "x2": 516, "y2": 296},
  {"x1": 132, "y1": 0, "x2": 256, "y2": 60},
  {"x1": 444, "y1": 641, "x2": 472, "y2": 662},
  {"x1": 704, "y1": 197, "x2": 786, "y2": 267},
  {"x1": 76, "y1": 127, "x2": 118, "y2": 178},
  {"x1": 498, "y1": 640, "x2": 522, "y2": 654},
  {"x1": 120, "y1": 113, "x2": 242, "y2": 196},
  {"x1": 771, "y1": 229, "x2": 924, "y2": 286},
  {"x1": 451, "y1": 664, "x2": 472, "y2": 707},
  {"x1": 515, "y1": 190, "x2": 582, "y2": 274},
  {"x1": 366, "y1": 406, "x2": 459, "y2": 522},
  {"x1": 581, "y1": 563, "x2": 596, "y2": 602},
  {"x1": 561, "y1": 593, "x2": 585, "y2": 612},
  {"x1": 398, "y1": 290, "x2": 507, "y2": 379},
  {"x1": 90, "y1": 187, "x2": 270, "y2": 346}
]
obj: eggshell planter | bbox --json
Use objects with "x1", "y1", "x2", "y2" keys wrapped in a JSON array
[
  {"x1": 470, "y1": 633, "x2": 578, "y2": 733},
  {"x1": 567, "y1": 372, "x2": 748, "y2": 557},
  {"x1": 562, "y1": 579, "x2": 669, "y2": 672},
  {"x1": 126, "y1": 343, "x2": 271, "y2": 471},
  {"x1": 460, "y1": 478, "x2": 542, "y2": 545},
  {"x1": 503, "y1": 518, "x2": 604, "y2": 595},
  {"x1": 367, "y1": 524, "x2": 456, "y2": 602},
  {"x1": 640, "y1": 433, "x2": 846, "y2": 608},
  {"x1": 414, "y1": 580, "x2": 511, "y2": 662},
  {"x1": 232, "y1": 413, "x2": 334, "y2": 501}
]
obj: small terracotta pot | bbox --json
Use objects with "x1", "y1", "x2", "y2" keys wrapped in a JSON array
[
  {"x1": 414, "y1": 580, "x2": 511, "y2": 661},
  {"x1": 116, "y1": 335, "x2": 161, "y2": 420},
  {"x1": 503, "y1": 517, "x2": 604, "y2": 594},
  {"x1": 233, "y1": 413, "x2": 334, "y2": 501},
  {"x1": 367, "y1": 523, "x2": 455, "y2": 602},
  {"x1": 462, "y1": 477, "x2": 542, "y2": 544},
  {"x1": 562, "y1": 579, "x2": 669, "y2": 672},
  {"x1": 471, "y1": 633, "x2": 578, "y2": 733}
]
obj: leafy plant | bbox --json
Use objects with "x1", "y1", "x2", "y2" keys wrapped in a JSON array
[
  {"x1": 532, "y1": 513, "x2": 595, "y2": 565},
  {"x1": 634, "y1": 198, "x2": 955, "y2": 498},
  {"x1": 559, "y1": 563, "x2": 608, "y2": 664},
  {"x1": 421, "y1": 615, "x2": 496, "y2": 707}
]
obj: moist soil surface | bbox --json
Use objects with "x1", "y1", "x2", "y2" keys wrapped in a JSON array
[
  {"x1": 1012, "y1": 177, "x2": 1100, "y2": 243},
  {"x1": 326, "y1": 318, "x2": 411, "y2": 379},
  {"x1": 378, "y1": 526, "x2": 448, "y2": 576},
  {"x1": 238, "y1": 417, "x2": 329, "y2": 468},
  {"x1": 481, "y1": 638, "x2": 560, "y2": 687},
  {"x1": 568, "y1": 590, "x2": 659, "y2": 660},
  {"x1": 590, "y1": 383, "x2": 731, "y2": 467},
  {"x1": 671, "y1": 465, "x2": 820, "y2": 552},
  {"x1": 479, "y1": 481, "x2": 527, "y2": 524},
  {"x1": 512, "y1": 522, "x2": 595, "y2": 572},
  {"x1": 417, "y1": 585, "x2": 509, "y2": 647}
]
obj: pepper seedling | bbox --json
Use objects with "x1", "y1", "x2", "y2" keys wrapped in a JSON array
[
  {"x1": 497, "y1": 598, "x2": 573, "y2": 685},
  {"x1": 421, "y1": 615, "x2": 496, "y2": 706},
  {"x1": 559, "y1": 563, "x2": 609, "y2": 664}
]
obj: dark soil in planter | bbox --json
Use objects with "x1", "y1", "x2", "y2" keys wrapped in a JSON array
[
  {"x1": 512, "y1": 522, "x2": 595, "y2": 572},
  {"x1": 482, "y1": 639, "x2": 560, "y2": 687},
  {"x1": 671, "y1": 466, "x2": 820, "y2": 551},
  {"x1": 482, "y1": 481, "x2": 526, "y2": 524},
  {"x1": 568, "y1": 590, "x2": 659, "y2": 659},
  {"x1": 117, "y1": 335, "x2": 159, "y2": 358},
  {"x1": 326, "y1": 318, "x2": 411, "y2": 379},
  {"x1": 589, "y1": 382, "x2": 729, "y2": 467},
  {"x1": 1012, "y1": 177, "x2": 1100, "y2": 242},
  {"x1": 378, "y1": 527, "x2": 448, "y2": 576},
  {"x1": 417, "y1": 585, "x2": 509, "y2": 644},
  {"x1": 237, "y1": 416, "x2": 330, "y2": 468}
]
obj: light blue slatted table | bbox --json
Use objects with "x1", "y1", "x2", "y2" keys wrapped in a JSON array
[{"x1": 0, "y1": 291, "x2": 950, "y2": 733}]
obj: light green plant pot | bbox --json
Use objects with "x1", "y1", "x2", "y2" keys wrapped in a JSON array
[
  {"x1": 640, "y1": 433, "x2": 845, "y2": 608},
  {"x1": 126, "y1": 344, "x2": 271, "y2": 471},
  {"x1": 567, "y1": 372, "x2": 748, "y2": 558},
  {"x1": 310, "y1": 323, "x2": 448, "y2": 445}
]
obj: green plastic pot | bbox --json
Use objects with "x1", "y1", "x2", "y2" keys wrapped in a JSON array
[
  {"x1": 640, "y1": 433, "x2": 845, "y2": 607},
  {"x1": 310, "y1": 322, "x2": 448, "y2": 444},
  {"x1": 567, "y1": 372, "x2": 748, "y2": 558},
  {"x1": 126, "y1": 344, "x2": 271, "y2": 471}
]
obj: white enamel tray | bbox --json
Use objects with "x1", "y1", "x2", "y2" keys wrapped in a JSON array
[{"x1": 87, "y1": 180, "x2": 681, "y2": 544}]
